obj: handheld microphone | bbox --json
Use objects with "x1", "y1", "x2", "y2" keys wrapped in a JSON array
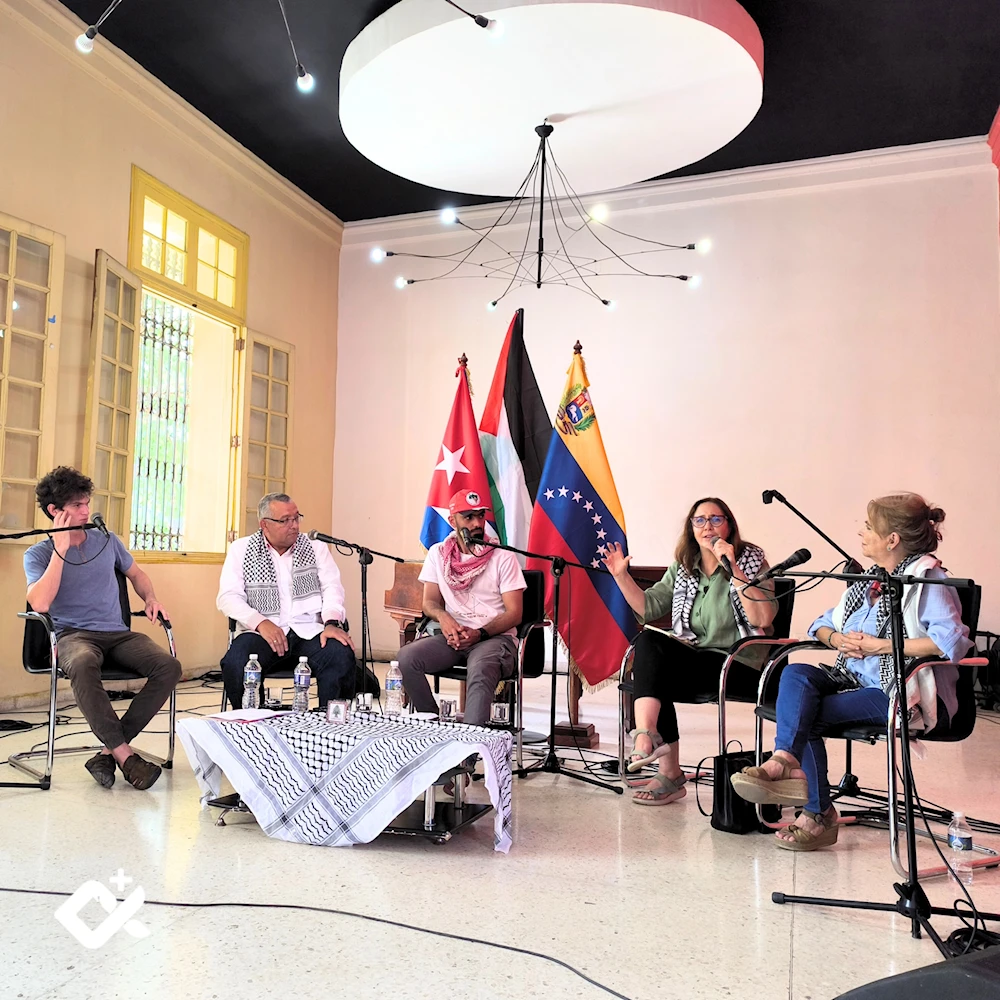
[
  {"x1": 747, "y1": 547, "x2": 811, "y2": 587},
  {"x1": 92, "y1": 513, "x2": 109, "y2": 537},
  {"x1": 711, "y1": 536, "x2": 732, "y2": 578},
  {"x1": 307, "y1": 529, "x2": 336, "y2": 544}
]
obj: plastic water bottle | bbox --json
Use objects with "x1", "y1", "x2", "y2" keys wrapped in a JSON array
[
  {"x1": 385, "y1": 660, "x2": 404, "y2": 716},
  {"x1": 292, "y1": 656, "x2": 311, "y2": 712},
  {"x1": 947, "y1": 811, "x2": 974, "y2": 885},
  {"x1": 242, "y1": 653, "x2": 261, "y2": 709}
]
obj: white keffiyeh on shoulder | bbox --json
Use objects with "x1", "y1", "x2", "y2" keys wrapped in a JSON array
[
  {"x1": 242, "y1": 531, "x2": 321, "y2": 618},
  {"x1": 670, "y1": 543, "x2": 767, "y2": 643}
]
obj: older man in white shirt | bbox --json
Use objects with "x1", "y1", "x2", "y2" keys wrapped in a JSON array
[{"x1": 217, "y1": 493, "x2": 356, "y2": 709}]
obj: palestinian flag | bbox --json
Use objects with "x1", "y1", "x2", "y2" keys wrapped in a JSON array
[{"x1": 479, "y1": 309, "x2": 551, "y2": 552}]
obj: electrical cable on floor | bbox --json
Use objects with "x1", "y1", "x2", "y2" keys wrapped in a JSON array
[{"x1": 0, "y1": 886, "x2": 634, "y2": 1000}]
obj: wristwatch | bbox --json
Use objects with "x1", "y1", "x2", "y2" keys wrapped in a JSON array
[
  {"x1": 478, "y1": 627, "x2": 490, "y2": 643},
  {"x1": 324, "y1": 619, "x2": 349, "y2": 632}
]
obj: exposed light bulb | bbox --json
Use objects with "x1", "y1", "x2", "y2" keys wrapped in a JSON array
[
  {"x1": 440, "y1": 208, "x2": 457, "y2": 225},
  {"x1": 370, "y1": 247, "x2": 386, "y2": 264},
  {"x1": 602, "y1": 299, "x2": 617, "y2": 310},
  {"x1": 12, "y1": 300, "x2": 19, "y2": 310},
  {"x1": 394, "y1": 276, "x2": 408, "y2": 290},
  {"x1": 486, "y1": 18, "x2": 504, "y2": 36},
  {"x1": 75, "y1": 26, "x2": 97, "y2": 53},
  {"x1": 589, "y1": 204, "x2": 609, "y2": 224},
  {"x1": 687, "y1": 275, "x2": 702, "y2": 290},
  {"x1": 296, "y1": 64, "x2": 315, "y2": 93},
  {"x1": 486, "y1": 300, "x2": 498, "y2": 312},
  {"x1": 695, "y1": 237, "x2": 713, "y2": 255}
]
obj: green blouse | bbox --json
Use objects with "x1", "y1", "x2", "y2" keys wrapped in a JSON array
[{"x1": 641, "y1": 558, "x2": 774, "y2": 666}]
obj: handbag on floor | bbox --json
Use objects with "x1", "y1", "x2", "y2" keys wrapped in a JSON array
[{"x1": 696, "y1": 741, "x2": 779, "y2": 834}]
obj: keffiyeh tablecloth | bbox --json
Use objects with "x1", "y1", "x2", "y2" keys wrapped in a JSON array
[{"x1": 178, "y1": 711, "x2": 513, "y2": 852}]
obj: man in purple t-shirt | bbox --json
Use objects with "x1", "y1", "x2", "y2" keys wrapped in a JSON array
[
  {"x1": 23, "y1": 467, "x2": 181, "y2": 790},
  {"x1": 398, "y1": 489, "x2": 526, "y2": 726}
]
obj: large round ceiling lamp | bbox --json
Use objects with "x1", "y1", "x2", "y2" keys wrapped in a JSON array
[{"x1": 340, "y1": 0, "x2": 763, "y2": 197}]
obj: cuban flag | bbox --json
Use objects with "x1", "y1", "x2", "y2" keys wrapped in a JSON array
[
  {"x1": 419, "y1": 357, "x2": 495, "y2": 549},
  {"x1": 526, "y1": 343, "x2": 637, "y2": 689}
]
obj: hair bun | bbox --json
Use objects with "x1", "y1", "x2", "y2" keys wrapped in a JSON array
[{"x1": 928, "y1": 506, "x2": 945, "y2": 524}]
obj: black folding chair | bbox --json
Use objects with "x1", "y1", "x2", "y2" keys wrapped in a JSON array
[
  {"x1": 9, "y1": 571, "x2": 177, "y2": 789},
  {"x1": 617, "y1": 577, "x2": 796, "y2": 776},
  {"x1": 753, "y1": 583, "x2": 998, "y2": 879}
]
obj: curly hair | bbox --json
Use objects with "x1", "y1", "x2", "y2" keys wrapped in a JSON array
[{"x1": 36, "y1": 466, "x2": 94, "y2": 520}]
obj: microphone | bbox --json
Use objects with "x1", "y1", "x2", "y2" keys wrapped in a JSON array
[
  {"x1": 747, "y1": 547, "x2": 811, "y2": 587},
  {"x1": 307, "y1": 529, "x2": 337, "y2": 544},
  {"x1": 710, "y1": 536, "x2": 732, "y2": 578},
  {"x1": 460, "y1": 527, "x2": 473, "y2": 547},
  {"x1": 92, "y1": 513, "x2": 109, "y2": 537}
]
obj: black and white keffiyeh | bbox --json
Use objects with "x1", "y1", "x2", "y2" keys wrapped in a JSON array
[
  {"x1": 242, "y1": 530, "x2": 320, "y2": 617},
  {"x1": 833, "y1": 552, "x2": 924, "y2": 695},
  {"x1": 670, "y1": 543, "x2": 767, "y2": 643}
]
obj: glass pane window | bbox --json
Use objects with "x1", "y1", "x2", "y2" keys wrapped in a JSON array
[
  {"x1": 0, "y1": 229, "x2": 10, "y2": 273},
  {"x1": 12, "y1": 284, "x2": 47, "y2": 334},
  {"x1": 16, "y1": 238, "x2": 50, "y2": 286}
]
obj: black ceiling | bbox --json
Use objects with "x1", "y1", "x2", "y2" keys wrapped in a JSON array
[{"x1": 58, "y1": 0, "x2": 1000, "y2": 223}]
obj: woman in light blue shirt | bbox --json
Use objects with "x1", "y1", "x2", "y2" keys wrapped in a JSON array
[{"x1": 731, "y1": 493, "x2": 971, "y2": 851}]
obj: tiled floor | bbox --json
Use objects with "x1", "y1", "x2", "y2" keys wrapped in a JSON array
[{"x1": 1, "y1": 678, "x2": 999, "y2": 1000}]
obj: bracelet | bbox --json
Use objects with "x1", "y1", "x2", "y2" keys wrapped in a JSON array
[
  {"x1": 478, "y1": 627, "x2": 490, "y2": 643},
  {"x1": 829, "y1": 631, "x2": 839, "y2": 650}
]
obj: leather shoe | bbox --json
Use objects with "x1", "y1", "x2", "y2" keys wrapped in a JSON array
[
  {"x1": 84, "y1": 752, "x2": 116, "y2": 788},
  {"x1": 119, "y1": 754, "x2": 162, "y2": 790}
]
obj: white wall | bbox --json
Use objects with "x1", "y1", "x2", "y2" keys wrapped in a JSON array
[{"x1": 335, "y1": 139, "x2": 1000, "y2": 664}]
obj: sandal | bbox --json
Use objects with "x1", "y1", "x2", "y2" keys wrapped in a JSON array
[
  {"x1": 730, "y1": 757, "x2": 809, "y2": 806},
  {"x1": 632, "y1": 772, "x2": 686, "y2": 806},
  {"x1": 626, "y1": 728, "x2": 666, "y2": 772},
  {"x1": 775, "y1": 808, "x2": 839, "y2": 852}
]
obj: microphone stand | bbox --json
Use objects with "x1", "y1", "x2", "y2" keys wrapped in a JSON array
[
  {"x1": 0, "y1": 523, "x2": 105, "y2": 540},
  {"x1": 762, "y1": 490, "x2": 862, "y2": 574},
  {"x1": 315, "y1": 533, "x2": 404, "y2": 701},
  {"x1": 768, "y1": 567, "x2": 1000, "y2": 952},
  {"x1": 472, "y1": 534, "x2": 622, "y2": 794}
]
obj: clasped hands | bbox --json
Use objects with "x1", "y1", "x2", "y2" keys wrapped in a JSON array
[
  {"x1": 836, "y1": 631, "x2": 887, "y2": 658},
  {"x1": 438, "y1": 614, "x2": 484, "y2": 651}
]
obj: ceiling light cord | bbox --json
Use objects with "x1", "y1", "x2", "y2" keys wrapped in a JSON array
[{"x1": 276, "y1": 0, "x2": 315, "y2": 92}]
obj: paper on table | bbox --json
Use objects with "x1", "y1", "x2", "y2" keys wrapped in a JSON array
[{"x1": 210, "y1": 708, "x2": 278, "y2": 722}]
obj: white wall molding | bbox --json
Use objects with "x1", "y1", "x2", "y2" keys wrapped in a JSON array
[
  {"x1": 1, "y1": 0, "x2": 343, "y2": 247},
  {"x1": 343, "y1": 136, "x2": 991, "y2": 246}
]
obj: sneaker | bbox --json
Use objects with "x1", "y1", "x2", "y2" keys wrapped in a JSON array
[
  {"x1": 119, "y1": 754, "x2": 162, "y2": 790},
  {"x1": 84, "y1": 752, "x2": 116, "y2": 788}
]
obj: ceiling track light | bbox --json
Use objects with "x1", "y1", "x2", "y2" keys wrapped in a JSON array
[
  {"x1": 375, "y1": 122, "x2": 709, "y2": 309},
  {"x1": 277, "y1": 0, "x2": 315, "y2": 93},
  {"x1": 73, "y1": 0, "x2": 127, "y2": 54}
]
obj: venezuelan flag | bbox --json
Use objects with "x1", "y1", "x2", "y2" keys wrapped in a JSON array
[{"x1": 526, "y1": 344, "x2": 637, "y2": 689}]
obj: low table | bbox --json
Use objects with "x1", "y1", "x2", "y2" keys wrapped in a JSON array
[{"x1": 178, "y1": 710, "x2": 513, "y2": 852}]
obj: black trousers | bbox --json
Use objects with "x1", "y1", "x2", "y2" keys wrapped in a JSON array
[
  {"x1": 221, "y1": 630, "x2": 356, "y2": 710},
  {"x1": 630, "y1": 630, "x2": 760, "y2": 744}
]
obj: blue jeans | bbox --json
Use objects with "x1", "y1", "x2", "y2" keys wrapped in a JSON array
[{"x1": 774, "y1": 662, "x2": 889, "y2": 813}]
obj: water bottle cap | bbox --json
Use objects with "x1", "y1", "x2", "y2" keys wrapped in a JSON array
[
  {"x1": 390, "y1": 660, "x2": 399, "y2": 667},
  {"x1": 299, "y1": 656, "x2": 308, "y2": 662},
  {"x1": 249, "y1": 653, "x2": 259, "y2": 660}
]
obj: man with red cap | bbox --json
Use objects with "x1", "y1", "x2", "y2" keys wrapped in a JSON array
[{"x1": 398, "y1": 488, "x2": 526, "y2": 726}]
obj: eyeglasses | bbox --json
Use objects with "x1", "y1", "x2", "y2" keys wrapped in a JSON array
[
  {"x1": 262, "y1": 514, "x2": 303, "y2": 526},
  {"x1": 691, "y1": 515, "x2": 727, "y2": 528}
]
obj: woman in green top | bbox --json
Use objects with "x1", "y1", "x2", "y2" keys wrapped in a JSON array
[{"x1": 603, "y1": 497, "x2": 778, "y2": 804}]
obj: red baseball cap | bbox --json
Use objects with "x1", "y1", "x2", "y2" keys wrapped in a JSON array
[{"x1": 448, "y1": 489, "x2": 491, "y2": 516}]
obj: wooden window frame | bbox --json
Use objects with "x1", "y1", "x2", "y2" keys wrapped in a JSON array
[{"x1": 0, "y1": 211, "x2": 65, "y2": 536}]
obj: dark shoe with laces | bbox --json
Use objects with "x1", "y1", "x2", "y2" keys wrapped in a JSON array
[
  {"x1": 119, "y1": 754, "x2": 162, "y2": 790},
  {"x1": 84, "y1": 752, "x2": 116, "y2": 788}
]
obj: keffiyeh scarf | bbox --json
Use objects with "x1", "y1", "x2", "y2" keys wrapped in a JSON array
[
  {"x1": 242, "y1": 531, "x2": 320, "y2": 617},
  {"x1": 670, "y1": 543, "x2": 767, "y2": 643},
  {"x1": 440, "y1": 533, "x2": 495, "y2": 591}
]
